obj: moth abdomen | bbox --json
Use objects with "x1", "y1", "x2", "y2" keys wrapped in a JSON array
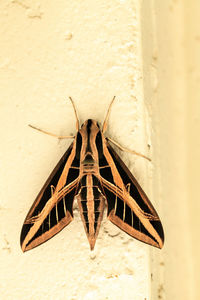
[{"x1": 77, "y1": 174, "x2": 105, "y2": 249}]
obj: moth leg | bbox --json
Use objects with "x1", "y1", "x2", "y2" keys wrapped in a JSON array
[
  {"x1": 69, "y1": 96, "x2": 80, "y2": 131},
  {"x1": 50, "y1": 185, "x2": 55, "y2": 196},
  {"x1": 70, "y1": 166, "x2": 80, "y2": 169},
  {"x1": 28, "y1": 124, "x2": 75, "y2": 139},
  {"x1": 102, "y1": 96, "x2": 116, "y2": 134},
  {"x1": 107, "y1": 137, "x2": 151, "y2": 161},
  {"x1": 99, "y1": 165, "x2": 110, "y2": 169}
]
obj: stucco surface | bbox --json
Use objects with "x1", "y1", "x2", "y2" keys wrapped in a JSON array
[
  {"x1": 142, "y1": 1, "x2": 200, "y2": 299},
  {"x1": 1, "y1": 1, "x2": 198, "y2": 299},
  {"x1": 0, "y1": 1, "x2": 154, "y2": 299}
]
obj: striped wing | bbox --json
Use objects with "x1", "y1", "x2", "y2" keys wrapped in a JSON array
[
  {"x1": 20, "y1": 142, "x2": 80, "y2": 252},
  {"x1": 100, "y1": 142, "x2": 164, "y2": 249}
]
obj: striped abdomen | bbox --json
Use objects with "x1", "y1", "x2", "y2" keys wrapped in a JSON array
[{"x1": 77, "y1": 174, "x2": 105, "y2": 250}]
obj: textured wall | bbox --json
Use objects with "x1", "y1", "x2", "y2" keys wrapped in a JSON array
[
  {"x1": 1, "y1": 1, "x2": 198, "y2": 299},
  {"x1": 0, "y1": 1, "x2": 155, "y2": 300},
  {"x1": 141, "y1": 1, "x2": 200, "y2": 299}
]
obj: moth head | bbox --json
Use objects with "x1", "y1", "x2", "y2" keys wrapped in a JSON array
[{"x1": 81, "y1": 119, "x2": 100, "y2": 129}]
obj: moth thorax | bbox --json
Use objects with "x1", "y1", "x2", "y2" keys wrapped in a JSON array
[{"x1": 82, "y1": 154, "x2": 95, "y2": 165}]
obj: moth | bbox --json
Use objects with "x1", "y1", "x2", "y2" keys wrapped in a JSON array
[{"x1": 20, "y1": 97, "x2": 164, "y2": 252}]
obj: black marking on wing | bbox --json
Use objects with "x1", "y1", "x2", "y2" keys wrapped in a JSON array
[
  {"x1": 103, "y1": 142, "x2": 164, "y2": 248},
  {"x1": 103, "y1": 187, "x2": 158, "y2": 244},
  {"x1": 95, "y1": 131, "x2": 103, "y2": 159},
  {"x1": 99, "y1": 156, "x2": 114, "y2": 184},
  {"x1": 107, "y1": 143, "x2": 157, "y2": 216},
  {"x1": 25, "y1": 189, "x2": 75, "y2": 248},
  {"x1": 20, "y1": 142, "x2": 79, "y2": 250},
  {"x1": 72, "y1": 132, "x2": 82, "y2": 166}
]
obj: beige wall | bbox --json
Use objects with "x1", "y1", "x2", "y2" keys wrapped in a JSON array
[
  {"x1": 0, "y1": 1, "x2": 152, "y2": 299},
  {"x1": 186, "y1": 1, "x2": 200, "y2": 298},
  {"x1": 0, "y1": 1, "x2": 199, "y2": 299},
  {"x1": 142, "y1": 0, "x2": 200, "y2": 299}
]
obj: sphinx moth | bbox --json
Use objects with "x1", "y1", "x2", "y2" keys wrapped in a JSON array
[{"x1": 20, "y1": 97, "x2": 164, "y2": 252}]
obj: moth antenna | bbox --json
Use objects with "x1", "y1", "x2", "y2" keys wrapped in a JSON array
[
  {"x1": 69, "y1": 96, "x2": 80, "y2": 131},
  {"x1": 102, "y1": 96, "x2": 116, "y2": 134},
  {"x1": 28, "y1": 125, "x2": 74, "y2": 139}
]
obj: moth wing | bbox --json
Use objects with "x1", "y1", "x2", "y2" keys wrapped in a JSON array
[
  {"x1": 100, "y1": 142, "x2": 164, "y2": 249},
  {"x1": 21, "y1": 142, "x2": 80, "y2": 252}
]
